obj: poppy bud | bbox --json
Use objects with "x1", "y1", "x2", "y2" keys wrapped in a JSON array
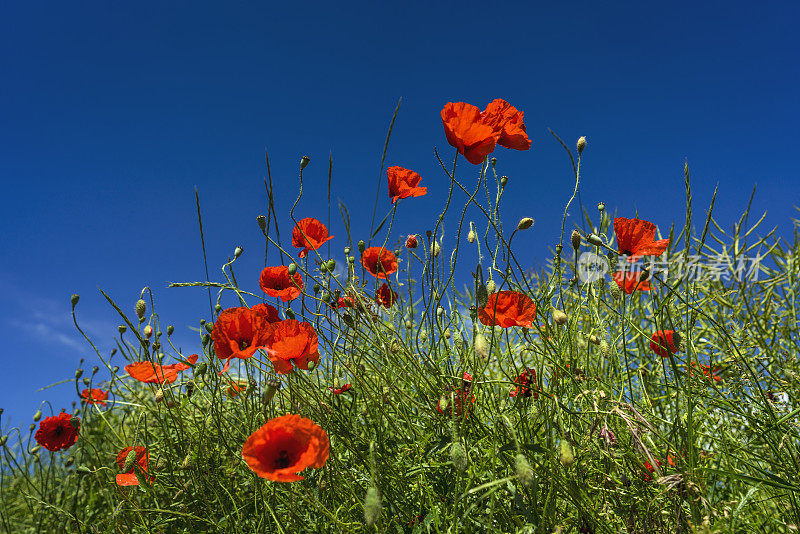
[
  {"x1": 312, "y1": 284, "x2": 320, "y2": 294},
  {"x1": 300, "y1": 155, "x2": 310, "y2": 169},
  {"x1": 33, "y1": 410, "x2": 42, "y2": 422},
  {"x1": 234, "y1": 246, "x2": 243, "y2": 258},
  {"x1": 571, "y1": 230, "x2": 581, "y2": 251},
  {"x1": 576, "y1": 136, "x2": 587, "y2": 154},
  {"x1": 180, "y1": 452, "x2": 195, "y2": 470},
  {"x1": 321, "y1": 291, "x2": 331, "y2": 303},
  {"x1": 486, "y1": 280, "x2": 496, "y2": 293},
  {"x1": 262, "y1": 379, "x2": 281, "y2": 405},
  {"x1": 287, "y1": 263, "x2": 297, "y2": 275},
  {"x1": 473, "y1": 333, "x2": 489, "y2": 360},
  {"x1": 587, "y1": 234, "x2": 603, "y2": 247},
  {"x1": 347, "y1": 256, "x2": 355, "y2": 265},
  {"x1": 450, "y1": 441, "x2": 467, "y2": 472},
  {"x1": 167, "y1": 325, "x2": 174, "y2": 336},
  {"x1": 405, "y1": 235, "x2": 418, "y2": 248},
  {"x1": 0, "y1": 436, "x2": 6, "y2": 447},
  {"x1": 588, "y1": 334, "x2": 600, "y2": 345},
  {"x1": 467, "y1": 229, "x2": 476, "y2": 243},
  {"x1": 405, "y1": 320, "x2": 413, "y2": 329},
  {"x1": 553, "y1": 309, "x2": 568, "y2": 325},
  {"x1": 75, "y1": 369, "x2": 84, "y2": 379},
  {"x1": 113, "y1": 366, "x2": 119, "y2": 373},
  {"x1": 70, "y1": 416, "x2": 80, "y2": 429},
  {"x1": 204, "y1": 323, "x2": 213, "y2": 334},
  {"x1": 195, "y1": 362, "x2": 207, "y2": 376},
  {"x1": 437, "y1": 306, "x2": 445, "y2": 317},
  {"x1": 185, "y1": 380, "x2": 195, "y2": 397},
  {"x1": 607, "y1": 281, "x2": 621, "y2": 301},
  {"x1": 358, "y1": 240, "x2": 365, "y2": 253},
  {"x1": 76, "y1": 465, "x2": 91, "y2": 475},
  {"x1": 285, "y1": 308, "x2": 295, "y2": 320},
  {"x1": 201, "y1": 333, "x2": 210, "y2": 346},
  {"x1": 327, "y1": 259, "x2": 336, "y2": 271},
  {"x1": 639, "y1": 269, "x2": 650, "y2": 282},
  {"x1": 515, "y1": 453, "x2": 534, "y2": 488},
  {"x1": 30, "y1": 445, "x2": 40, "y2": 454},
  {"x1": 154, "y1": 389, "x2": 165, "y2": 403},
  {"x1": 64, "y1": 457, "x2": 74, "y2": 467},
  {"x1": 70, "y1": 294, "x2": 80, "y2": 308},
  {"x1": 491, "y1": 157, "x2": 498, "y2": 166},
  {"x1": 135, "y1": 300, "x2": 146, "y2": 319},
  {"x1": 92, "y1": 366, "x2": 99, "y2": 375},
  {"x1": 559, "y1": 439, "x2": 575, "y2": 467},
  {"x1": 517, "y1": 217, "x2": 534, "y2": 231},
  {"x1": 256, "y1": 214, "x2": 267, "y2": 232},
  {"x1": 123, "y1": 449, "x2": 137, "y2": 472},
  {"x1": 82, "y1": 377, "x2": 91, "y2": 386},
  {"x1": 364, "y1": 486, "x2": 382, "y2": 527},
  {"x1": 597, "y1": 202, "x2": 605, "y2": 213},
  {"x1": 29, "y1": 423, "x2": 36, "y2": 432},
  {"x1": 600, "y1": 340, "x2": 610, "y2": 358},
  {"x1": 118, "y1": 325, "x2": 127, "y2": 334},
  {"x1": 319, "y1": 263, "x2": 328, "y2": 273},
  {"x1": 143, "y1": 325, "x2": 153, "y2": 339},
  {"x1": 500, "y1": 176, "x2": 508, "y2": 187},
  {"x1": 431, "y1": 241, "x2": 441, "y2": 258},
  {"x1": 307, "y1": 360, "x2": 316, "y2": 371},
  {"x1": 420, "y1": 330, "x2": 428, "y2": 342}
]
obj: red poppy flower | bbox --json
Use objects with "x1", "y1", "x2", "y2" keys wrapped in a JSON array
[
  {"x1": 510, "y1": 368, "x2": 538, "y2": 399},
  {"x1": 613, "y1": 218, "x2": 670, "y2": 261},
  {"x1": 405, "y1": 235, "x2": 418, "y2": 249},
  {"x1": 263, "y1": 320, "x2": 320, "y2": 374},
  {"x1": 115, "y1": 446, "x2": 152, "y2": 486},
  {"x1": 480, "y1": 99, "x2": 532, "y2": 151},
  {"x1": 226, "y1": 380, "x2": 249, "y2": 398},
  {"x1": 613, "y1": 271, "x2": 651, "y2": 294},
  {"x1": 478, "y1": 290, "x2": 537, "y2": 328},
  {"x1": 241, "y1": 414, "x2": 330, "y2": 482},
  {"x1": 292, "y1": 217, "x2": 334, "y2": 258},
  {"x1": 213, "y1": 307, "x2": 273, "y2": 373},
  {"x1": 375, "y1": 283, "x2": 398, "y2": 308},
  {"x1": 650, "y1": 330, "x2": 682, "y2": 358},
  {"x1": 80, "y1": 388, "x2": 108, "y2": 407},
  {"x1": 34, "y1": 412, "x2": 79, "y2": 452},
  {"x1": 328, "y1": 383, "x2": 352, "y2": 395},
  {"x1": 441, "y1": 102, "x2": 499, "y2": 165},
  {"x1": 334, "y1": 296, "x2": 355, "y2": 309},
  {"x1": 436, "y1": 372, "x2": 475, "y2": 417},
  {"x1": 125, "y1": 355, "x2": 198, "y2": 384},
  {"x1": 361, "y1": 247, "x2": 398, "y2": 279},
  {"x1": 689, "y1": 362, "x2": 722, "y2": 382},
  {"x1": 642, "y1": 454, "x2": 675, "y2": 481},
  {"x1": 387, "y1": 166, "x2": 427, "y2": 204},
  {"x1": 259, "y1": 266, "x2": 304, "y2": 302},
  {"x1": 252, "y1": 303, "x2": 281, "y2": 323}
]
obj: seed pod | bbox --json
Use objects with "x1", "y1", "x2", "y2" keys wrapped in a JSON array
[
  {"x1": 167, "y1": 325, "x2": 174, "y2": 336},
  {"x1": 515, "y1": 453, "x2": 534, "y2": 487},
  {"x1": 135, "y1": 300, "x2": 146, "y2": 319},
  {"x1": 70, "y1": 294, "x2": 80, "y2": 308},
  {"x1": 118, "y1": 325, "x2": 127, "y2": 334},
  {"x1": 500, "y1": 175, "x2": 508, "y2": 187},
  {"x1": 82, "y1": 377, "x2": 91, "y2": 386},
  {"x1": 300, "y1": 155, "x2": 310, "y2": 169},
  {"x1": 287, "y1": 263, "x2": 297, "y2": 275},
  {"x1": 75, "y1": 368, "x2": 84, "y2": 379},
  {"x1": 214, "y1": 303, "x2": 222, "y2": 313},
  {"x1": 576, "y1": 136, "x2": 587, "y2": 154},
  {"x1": 473, "y1": 333, "x2": 489, "y2": 360},
  {"x1": 364, "y1": 486, "x2": 382, "y2": 527},
  {"x1": 234, "y1": 246, "x2": 243, "y2": 258},
  {"x1": 571, "y1": 230, "x2": 581, "y2": 251},
  {"x1": 256, "y1": 215, "x2": 267, "y2": 232},
  {"x1": 29, "y1": 423, "x2": 35, "y2": 432},
  {"x1": 450, "y1": 441, "x2": 467, "y2": 473},
  {"x1": 358, "y1": 240, "x2": 366, "y2": 253},
  {"x1": 597, "y1": 202, "x2": 605, "y2": 212},
  {"x1": 553, "y1": 309, "x2": 568, "y2": 325},
  {"x1": 559, "y1": 439, "x2": 575, "y2": 467}
]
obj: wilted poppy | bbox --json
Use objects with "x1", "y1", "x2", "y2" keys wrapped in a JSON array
[
  {"x1": 252, "y1": 303, "x2": 282, "y2": 323},
  {"x1": 241, "y1": 414, "x2": 330, "y2": 482},
  {"x1": 115, "y1": 446, "x2": 152, "y2": 486},
  {"x1": 510, "y1": 368, "x2": 538, "y2": 399},
  {"x1": 689, "y1": 362, "x2": 722, "y2": 383},
  {"x1": 480, "y1": 99, "x2": 532, "y2": 151},
  {"x1": 361, "y1": 247, "x2": 398, "y2": 279},
  {"x1": 375, "y1": 283, "x2": 398, "y2": 308},
  {"x1": 212, "y1": 307, "x2": 273, "y2": 373},
  {"x1": 613, "y1": 271, "x2": 651, "y2": 294},
  {"x1": 441, "y1": 102, "x2": 499, "y2": 165},
  {"x1": 329, "y1": 383, "x2": 352, "y2": 395},
  {"x1": 387, "y1": 166, "x2": 427, "y2": 204},
  {"x1": 614, "y1": 218, "x2": 670, "y2": 261},
  {"x1": 80, "y1": 388, "x2": 109, "y2": 407},
  {"x1": 125, "y1": 355, "x2": 198, "y2": 384},
  {"x1": 259, "y1": 266, "x2": 304, "y2": 302},
  {"x1": 478, "y1": 290, "x2": 537, "y2": 328},
  {"x1": 650, "y1": 330, "x2": 681, "y2": 358},
  {"x1": 292, "y1": 217, "x2": 334, "y2": 258},
  {"x1": 263, "y1": 320, "x2": 320, "y2": 374},
  {"x1": 34, "y1": 412, "x2": 79, "y2": 452}
]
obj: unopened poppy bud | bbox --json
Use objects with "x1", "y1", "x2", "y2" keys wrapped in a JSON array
[
  {"x1": 307, "y1": 360, "x2": 315, "y2": 371},
  {"x1": 327, "y1": 259, "x2": 336, "y2": 271},
  {"x1": 571, "y1": 230, "x2": 581, "y2": 251},
  {"x1": 553, "y1": 309, "x2": 568, "y2": 325},
  {"x1": 185, "y1": 380, "x2": 195, "y2": 397},
  {"x1": 256, "y1": 214, "x2": 267, "y2": 232},
  {"x1": 70, "y1": 294, "x2": 80, "y2": 308},
  {"x1": 195, "y1": 362, "x2": 207, "y2": 376},
  {"x1": 117, "y1": 325, "x2": 127, "y2": 335},
  {"x1": 234, "y1": 246, "x2": 243, "y2": 258},
  {"x1": 420, "y1": 330, "x2": 428, "y2": 342},
  {"x1": 180, "y1": 452, "x2": 195, "y2": 470},
  {"x1": 204, "y1": 323, "x2": 213, "y2": 334},
  {"x1": 607, "y1": 281, "x2": 621, "y2": 301},
  {"x1": 201, "y1": 333, "x2": 210, "y2": 346},
  {"x1": 587, "y1": 234, "x2": 603, "y2": 247},
  {"x1": 76, "y1": 465, "x2": 91, "y2": 475},
  {"x1": 30, "y1": 445, "x2": 40, "y2": 454},
  {"x1": 285, "y1": 308, "x2": 295, "y2": 320},
  {"x1": 29, "y1": 423, "x2": 36, "y2": 432},
  {"x1": 588, "y1": 334, "x2": 600, "y2": 345},
  {"x1": 515, "y1": 453, "x2": 534, "y2": 488},
  {"x1": 135, "y1": 299, "x2": 146, "y2": 319},
  {"x1": 600, "y1": 340, "x2": 610, "y2": 358},
  {"x1": 450, "y1": 441, "x2": 467, "y2": 472},
  {"x1": 313, "y1": 284, "x2": 321, "y2": 293},
  {"x1": 75, "y1": 369, "x2": 84, "y2": 379},
  {"x1": 467, "y1": 229, "x2": 476, "y2": 243},
  {"x1": 112, "y1": 366, "x2": 119, "y2": 373},
  {"x1": 491, "y1": 157, "x2": 498, "y2": 166},
  {"x1": 358, "y1": 240, "x2": 366, "y2": 253},
  {"x1": 167, "y1": 325, "x2": 174, "y2": 336},
  {"x1": 64, "y1": 457, "x2": 74, "y2": 467},
  {"x1": 364, "y1": 486, "x2": 382, "y2": 527},
  {"x1": 486, "y1": 280, "x2": 496, "y2": 293},
  {"x1": 431, "y1": 241, "x2": 441, "y2": 257},
  {"x1": 33, "y1": 410, "x2": 41, "y2": 422},
  {"x1": 319, "y1": 262, "x2": 328, "y2": 273},
  {"x1": 405, "y1": 235, "x2": 418, "y2": 248},
  {"x1": 500, "y1": 176, "x2": 508, "y2": 187},
  {"x1": 639, "y1": 269, "x2": 650, "y2": 282},
  {"x1": 321, "y1": 291, "x2": 331, "y2": 303},
  {"x1": 82, "y1": 377, "x2": 91, "y2": 386},
  {"x1": 559, "y1": 439, "x2": 575, "y2": 467},
  {"x1": 300, "y1": 155, "x2": 310, "y2": 169},
  {"x1": 597, "y1": 202, "x2": 605, "y2": 213},
  {"x1": 122, "y1": 449, "x2": 137, "y2": 472},
  {"x1": 517, "y1": 217, "x2": 534, "y2": 231},
  {"x1": 405, "y1": 320, "x2": 413, "y2": 329},
  {"x1": 143, "y1": 325, "x2": 153, "y2": 339},
  {"x1": 474, "y1": 333, "x2": 489, "y2": 360},
  {"x1": 287, "y1": 263, "x2": 297, "y2": 275},
  {"x1": 262, "y1": 379, "x2": 281, "y2": 405},
  {"x1": 154, "y1": 389, "x2": 164, "y2": 403},
  {"x1": 576, "y1": 136, "x2": 587, "y2": 154},
  {"x1": 437, "y1": 306, "x2": 445, "y2": 317}
]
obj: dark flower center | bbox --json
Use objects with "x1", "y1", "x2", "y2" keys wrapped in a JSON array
[
  {"x1": 54, "y1": 426, "x2": 64, "y2": 436},
  {"x1": 273, "y1": 450, "x2": 293, "y2": 469},
  {"x1": 621, "y1": 249, "x2": 632, "y2": 257},
  {"x1": 239, "y1": 340, "x2": 250, "y2": 350}
]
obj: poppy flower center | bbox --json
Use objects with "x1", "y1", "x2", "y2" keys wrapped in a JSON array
[
  {"x1": 621, "y1": 249, "x2": 632, "y2": 256},
  {"x1": 239, "y1": 340, "x2": 250, "y2": 350},
  {"x1": 54, "y1": 426, "x2": 63, "y2": 436},
  {"x1": 273, "y1": 449, "x2": 295, "y2": 469}
]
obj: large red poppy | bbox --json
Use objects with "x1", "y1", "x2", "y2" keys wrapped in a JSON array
[
  {"x1": 292, "y1": 217, "x2": 334, "y2": 258},
  {"x1": 613, "y1": 271, "x2": 651, "y2": 294},
  {"x1": 125, "y1": 355, "x2": 198, "y2": 384},
  {"x1": 80, "y1": 388, "x2": 109, "y2": 407},
  {"x1": 650, "y1": 330, "x2": 682, "y2": 358},
  {"x1": 212, "y1": 307, "x2": 273, "y2": 373},
  {"x1": 480, "y1": 99, "x2": 532, "y2": 151},
  {"x1": 614, "y1": 218, "x2": 670, "y2": 261},
  {"x1": 375, "y1": 283, "x2": 398, "y2": 308},
  {"x1": 441, "y1": 102, "x2": 499, "y2": 165},
  {"x1": 252, "y1": 303, "x2": 282, "y2": 323},
  {"x1": 361, "y1": 247, "x2": 398, "y2": 279},
  {"x1": 478, "y1": 290, "x2": 537, "y2": 328},
  {"x1": 34, "y1": 412, "x2": 79, "y2": 452},
  {"x1": 263, "y1": 320, "x2": 320, "y2": 374},
  {"x1": 115, "y1": 446, "x2": 152, "y2": 486},
  {"x1": 387, "y1": 166, "x2": 427, "y2": 204},
  {"x1": 259, "y1": 266, "x2": 304, "y2": 302},
  {"x1": 241, "y1": 414, "x2": 330, "y2": 482},
  {"x1": 510, "y1": 368, "x2": 538, "y2": 399}
]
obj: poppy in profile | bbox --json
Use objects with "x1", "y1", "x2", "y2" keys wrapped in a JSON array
[
  {"x1": 478, "y1": 290, "x2": 537, "y2": 328},
  {"x1": 510, "y1": 368, "x2": 538, "y2": 399},
  {"x1": 690, "y1": 362, "x2": 722, "y2": 383},
  {"x1": 613, "y1": 271, "x2": 651, "y2": 294},
  {"x1": 125, "y1": 355, "x2": 198, "y2": 384},
  {"x1": 252, "y1": 303, "x2": 282, "y2": 323},
  {"x1": 650, "y1": 330, "x2": 681, "y2": 358},
  {"x1": 259, "y1": 266, "x2": 304, "y2": 302},
  {"x1": 80, "y1": 388, "x2": 109, "y2": 407},
  {"x1": 361, "y1": 247, "x2": 398, "y2": 279},
  {"x1": 441, "y1": 102, "x2": 499, "y2": 165},
  {"x1": 115, "y1": 446, "x2": 152, "y2": 486},
  {"x1": 480, "y1": 99, "x2": 532, "y2": 151},
  {"x1": 292, "y1": 218, "x2": 334, "y2": 258},
  {"x1": 212, "y1": 307, "x2": 273, "y2": 373},
  {"x1": 241, "y1": 414, "x2": 330, "y2": 482},
  {"x1": 329, "y1": 383, "x2": 352, "y2": 395},
  {"x1": 34, "y1": 412, "x2": 79, "y2": 452},
  {"x1": 613, "y1": 217, "x2": 670, "y2": 261},
  {"x1": 263, "y1": 320, "x2": 320, "y2": 374},
  {"x1": 375, "y1": 283, "x2": 398, "y2": 308},
  {"x1": 387, "y1": 166, "x2": 427, "y2": 204}
]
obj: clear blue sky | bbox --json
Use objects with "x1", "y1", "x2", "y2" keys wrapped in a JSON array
[{"x1": 1, "y1": 2, "x2": 798, "y2": 428}]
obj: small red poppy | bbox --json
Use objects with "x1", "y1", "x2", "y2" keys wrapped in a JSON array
[
  {"x1": 614, "y1": 217, "x2": 670, "y2": 261},
  {"x1": 510, "y1": 368, "x2": 538, "y2": 399},
  {"x1": 441, "y1": 102, "x2": 499, "y2": 165},
  {"x1": 689, "y1": 362, "x2": 722, "y2": 382},
  {"x1": 387, "y1": 166, "x2": 427, "y2": 204},
  {"x1": 328, "y1": 383, "x2": 352, "y2": 395},
  {"x1": 375, "y1": 283, "x2": 398, "y2": 308},
  {"x1": 115, "y1": 446, "x2": 152, "y2": 486},
  {"x1": 263, "y1": 320, "x2": 320, "y2": 374},
  {"x1": 241, "y1": 414, "x2": 330, "y2": 482},
  {"x1": 480, "y1": 99, "x2": 532, "y2": 151},
  {"x1": 292, "y1": 217, "x2": 334, "y2": 258},
  {"x1": 212, "y1": 307, "x2": 273, "y2": 373},
  {"x1": 613, "y1": 271, "x2": 651, "y2": 294},
  {"x1": 436, "y1": 372, "x2": 475, "y2": 417},
  {"x1": 80, "y1": 388, "x2": 109, "y2": 406},
  {"x1": 478, "y1": 290, "x2": 537, "y2": 328},
  {"x1": 643, "y1": 454, "x2": 675, "y2": 481},
  {"x1": 650, "y1": 330, "x2": 681, "y2": 358},
  {"x1": 226, "y1": 380, "x2": 249, "y2": 398},
  {"x1": 361, "y1": 247, "x2": 398, "y2": 279},
  {"x1": 259, "y1": 266, "x2": 304, "y2": 302},
  {"x1": 405, "y1": 235, "x2": 418, "y2": 249},
  {"x1": 34, "y1": 412, "x2": 79, "y2": 452},
  {"x1": 252, "y1": 303, "x2": 282, "y2": 323},
  {"x1": 125, "y1": 355, "x2": 198, "y2": 384}
]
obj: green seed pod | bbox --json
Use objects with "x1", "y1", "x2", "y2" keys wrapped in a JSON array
[
  {"x1": 450, "y1": 441, "x2": 467, "y2": 473},
  {"x1": 559, "y1": 439, "x2": 575, "y2": 467},
  {"x1": 307, "y1": 361, "x2": 316, "y2": 371},
  {"x1": 135, "y1": 299, "x2": 146, "y2": 319},
  {"x1": 597, "y1": 201, "x2": 605, "y2": 212},
  {"x1": 500, "y1": 175, "x2": 508, "y2": 187},
  {"x1": 515, "y1": 453, "x2": 534, "y2": 487},
  {"x1": 358, "y1": 240, "x2": 366, "y2": 253},
  {"x1": 300, "y1": 155, "x2": 310, "y2": 169},
  {"x1": 112, "y1": 366, "x2": 119, "y2": 373},
  {"x1": 118, "y1": 325, "x2": 127, "y2": 334},
  {"x1": 33, "y1": 410, "x2": 42, "y2": 422},
  {"x1": 214, "y1": 303, "x2": 222, "y2": 313},
  {"x1": 82, "y1": 377, "x2": 91, "y2": 386},
  {"x1": 553, "y1": 309, "x2": 568, "y2": 325},
  {"x1": 234, "y1": 246, "x2": 243, "y2": 258},
  {"x1": 364, "y1": 486, "x2": 382, "y2": 527},
  {"x1": 327, "y1": 259, "x2": 336, "y2": 271},
  {"x1": 70, "y1": 294, "x2": 80, "y2": 308},
  {"x1": 321, "y1": 291, "x2": 331, "y2": 303},
  {"x1": 344, "y1": 246, "x2": 351, "y2": 255},
  {"x1": 319, "y1": 263, "x2": 328, "y2": 273},
  {"x1": 576, "y1": 136, "x2": 587, "y2": 154},
  {"x1": 204, "y1": 323, "x2": 213, "y2": 334},
  {"x1": 167, "y1": 325, "x2": 174, "y2": 336},
  {"x1": 75, "y1": 368, "x2": 84, "y2": 379},
  {"x1": 287, "y1": 263, "x2": 297, "y2": 275},
  {"x1": 201, "y1": 333, "x2": 210, "y2": 346},
  {"x1": 347, "y1": 256, "x2": 355, "y2": 264},
  {"x1": 313, "y1": 284, "x2": 321, "y2": 293},
  {"x1": 256, "y1": 214, "x2": 267, "y2": 232},
  {"x1": 29, "y1": 423, "x2": 36, "y2": 432}
]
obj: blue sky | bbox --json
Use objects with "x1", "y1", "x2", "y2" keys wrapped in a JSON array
[{"x1": 1, "y1": 2, "x2": 798, "y2": 428}]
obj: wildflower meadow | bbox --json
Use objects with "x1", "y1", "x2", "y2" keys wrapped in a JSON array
[{"x1": 2, "y1": 98, "x2": 799, "y2": 533}]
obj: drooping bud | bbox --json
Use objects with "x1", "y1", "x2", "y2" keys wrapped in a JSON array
[
  {"x1": 517, "y1": 217, "x2": 534, "y2": 231},
  {"x1": 30, "y1": 445, "x2": 40, "y2": 454},
  {"x1": 167, "y1": 325, "x2": 174, "y2": 336},
  {"x1": 515, "y1": 453, "x2": 534, "y2": 487},
  {"x1": 364, "y1": 486, "x2": 382, "y2": 527},
  {"x1": 143, "y1": 325, "x2": 153, "y2": 339},
  {"x1": 204, "y1": 323, "x2": 213, "y2": 334},
  {"x1": 473, "y1": 333, "x2": 489, "y2": 360},
  {"x1": 553, "y1": 309, "x2": 568, "y2": 326},
  {"x1": 405, "y1": 320, "x2": 413, "y2": 329},
  {"x1": 285, "y1": 308, "x2": 295, "y2": 320},
  {"x1": 135, "y1": 300, "x2": 146, "y2": 319},
  {"x1": 405, "y1": 235, "x2": 418, "y2": 249},
  {"x1": 450, "y1": 441, "x2": 467, "y2": 473},
  {"x1": 82, "y1": 377, "x2": 91, "y2": 386},
  {"x1": 559, "y1": 439, "x2": 575, "y2": 467},
  {"x1": 33, "y1": 410, "x2": 42, "y2": 422},
  {"x1": 256, "y1": 215, "x2": 267, "y2": 232},
  {"x1": 467, "y1": 229, "x2": 476, "y2": 243},
  {"x1": 300, "y1": 155, "x2": 310, "y2": 169},
  {"x1": 576, "y1": 136, "x2": 587, "y2": 154},
  {"x1": 234, "y1": 246, "x2": 243, "y2": 258},
  {"x1": 194, "y1": 362, "x2": 207, "y2": 377},
  {"x1": 588, "y1": 334, "x2": 600, "y2": 345},
  {"x1": 571, "y1": 230, "x2": 581, "y2": 251},
  {"x1": 154, "y1": 389, "x2": 165, "y2": 403},
  {"x1": 431, "y1": 241, "x2": 441, "y2": 258},
  {"x1": 70, "y1": 294, "x2": 80, "y2": 308}
]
